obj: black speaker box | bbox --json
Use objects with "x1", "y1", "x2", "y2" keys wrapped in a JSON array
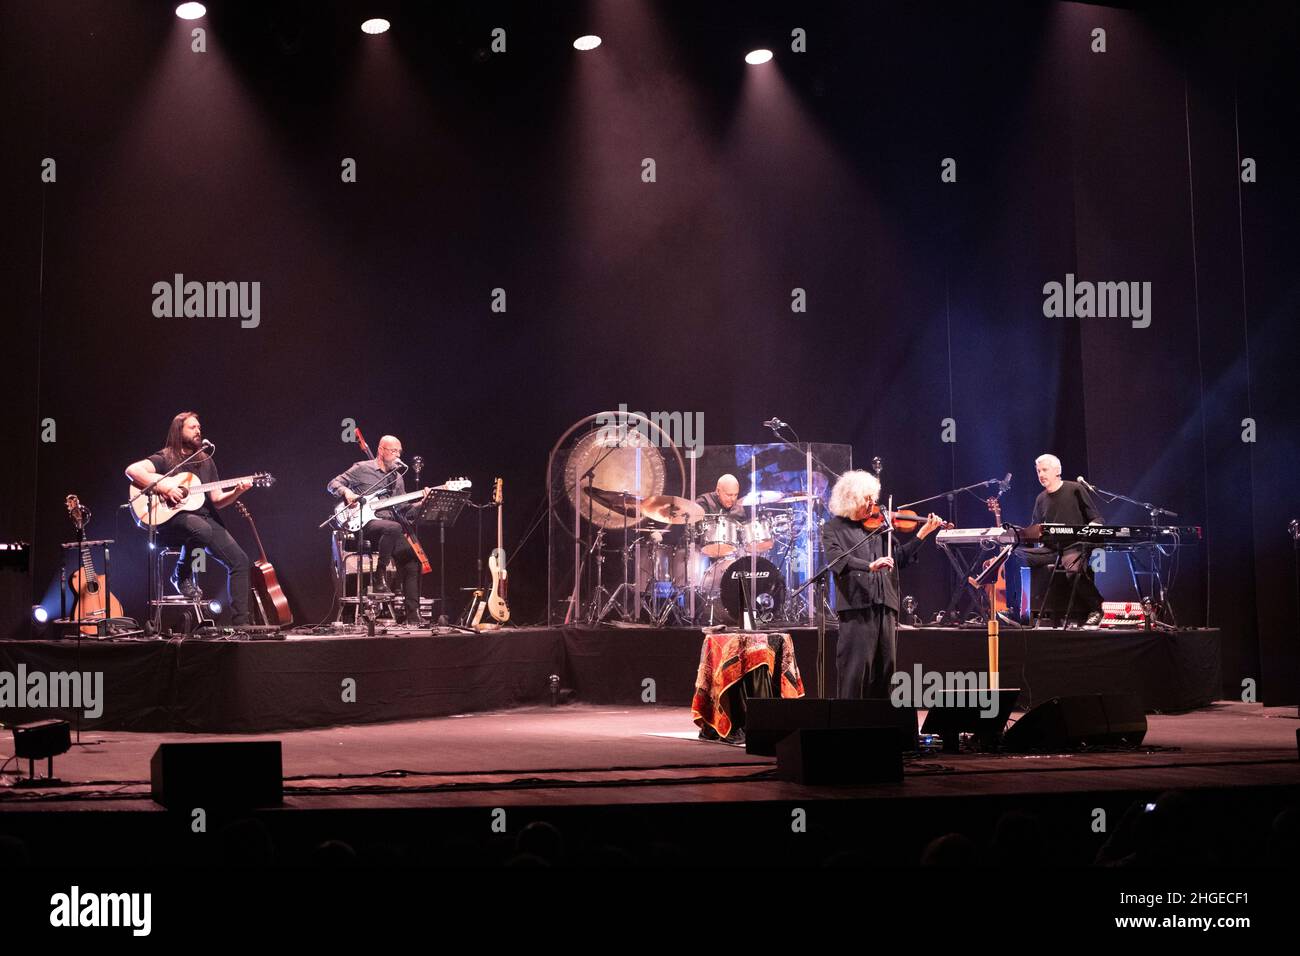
[
  {"x1": 918, "y1": 688, "x2": 1021, "y2": 752},
  {"x1": 745, "y1": 698, "x2": 919, "y2": 756},
  {"x1": 776, "y1": 727, "x2": 904, "y2": 784},
  {"x1": 150, "y1": 741, "x2": 283, "y2": 809},
  {"x1": 1002, "y1": 693, "x2": 1147, "y2": 751}
]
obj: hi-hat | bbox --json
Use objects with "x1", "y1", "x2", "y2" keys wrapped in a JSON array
[{"x1": 739, "y1": 489, "x2": 785, "y2": 506}]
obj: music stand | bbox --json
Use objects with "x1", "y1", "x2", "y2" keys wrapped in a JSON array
[{"x1": 411, "y1": 487, "x2": 471, "y2": 627}]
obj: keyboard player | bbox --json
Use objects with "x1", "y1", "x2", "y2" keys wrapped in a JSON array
[{"x1": 1024, "y1": 453, "x2": 1104, "y2": 625}]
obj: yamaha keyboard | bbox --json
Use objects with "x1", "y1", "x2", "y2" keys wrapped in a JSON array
[{"x1": 1024, "y1": 524, "x2": 1202, "y2": 547}]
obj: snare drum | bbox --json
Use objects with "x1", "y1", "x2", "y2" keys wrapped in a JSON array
[
  {"x1": 670, "y1": 544, "x2": 711, "y2": 589},
  {"x1": 698, "y1": 515, "x2": 740, "y2": 558},
  {"x1": 740, "y1": 516, "x2": 775, "y2": 553}
]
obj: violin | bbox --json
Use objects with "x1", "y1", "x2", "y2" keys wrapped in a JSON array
[{"x1": 860, "y1": 505, "x2": 954, "y2": 533}]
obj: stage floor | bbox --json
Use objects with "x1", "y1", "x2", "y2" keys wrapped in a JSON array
[
  {"x1": 4, "y1": 699, "x2": 1295, "y2": 812},
  {"x1": 3, "y1": 700, "x2": 1296, "y2": 868}
]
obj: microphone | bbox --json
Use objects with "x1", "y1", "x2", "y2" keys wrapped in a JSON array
[
  {"x1": 200, "y1": 439, "x2": 215, "y2": 451},
  {"x1": 999, "y1": 473, "x2": 1011, "y2": 494},
  {"x1": 394, "y1": 458, "x2": 409, "y2": 471},
  {"x1": 1076, "y1": 475, "x2": 1098, "y2": 493},
  {"x1": 763, "y1": 417, "x2": 787, "y2": 430}
]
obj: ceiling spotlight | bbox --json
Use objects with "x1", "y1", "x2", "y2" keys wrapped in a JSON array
[
  {"x1": 745, "y1": 49, "x2": 773, "y2": 65},
  {"x1": 175, "y1": 2, "x2": 206, "y2": 19},
  {"x1": 573, "y1": 35, "x2": 602, "y2": 51},
  {"x1": 361, "y1": 18, "x2": 391, "y2": 35}
]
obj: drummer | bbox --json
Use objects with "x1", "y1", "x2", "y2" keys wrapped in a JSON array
[{"x1": 696, "y1": 474, "x2": 748, "y2": 522}]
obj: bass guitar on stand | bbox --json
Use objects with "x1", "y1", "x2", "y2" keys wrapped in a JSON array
[{"x1": 470, "y1": 478, "x2": 510, "y2": 628}]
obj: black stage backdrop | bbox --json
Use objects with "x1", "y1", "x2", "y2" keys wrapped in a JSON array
[{"x1": 2, "y1": 2, "x2": 1296, "y2": 703}]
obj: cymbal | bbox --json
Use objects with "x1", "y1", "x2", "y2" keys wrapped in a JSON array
[
  {"x1": 775, "y1": 494, "x2": 822, "y2": 504},
  {"x1": 739, "y1": 489, "x2": 785, "y2": 506},
  {"x1": 642, "y1": 495, "x2": 706, "y2": 525},
  {"x1": 584, "y1": 486, "x2": 646, "y2": 513}
]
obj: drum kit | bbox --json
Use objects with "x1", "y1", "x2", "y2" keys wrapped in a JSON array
[{"x1": 586, "y1": 486, "x2": 822, "y2": 627}]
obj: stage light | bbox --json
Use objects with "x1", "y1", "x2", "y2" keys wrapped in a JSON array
[
  {"x1": 175, "y1": 2, "x2": 206, "y2": 19},
  {"x1": 208, "y1": 600, "x2": 222, "y2": 615},
  {"x1": 32, "y1": 605, "x2": 48, "y2": 624},
  {"x1": 745, "y1": 49, "x2": 773, "y2": 65},
  {"x1": 361, "y1": 18, "x2": 391, "y2": 35},
  {"x1": 573, "y1": 35, "x2": 602, "y2": 51}
]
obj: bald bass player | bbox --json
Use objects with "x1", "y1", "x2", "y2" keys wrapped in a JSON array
[{"x1": 327, "y1": 434, "x2": 424, "y2": 625}]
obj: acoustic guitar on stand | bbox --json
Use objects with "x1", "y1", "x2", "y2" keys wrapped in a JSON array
[
  {"x1": 65, "y1": 495, "x2": 124, "y2": 635},
  {"x1": 233, "y1": 501, "x2": 292, "y2": 627}
]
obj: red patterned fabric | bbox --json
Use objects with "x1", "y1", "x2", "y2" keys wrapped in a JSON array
[{"x1": 691, "y1": 631, "x2": 805, "y2": 739}]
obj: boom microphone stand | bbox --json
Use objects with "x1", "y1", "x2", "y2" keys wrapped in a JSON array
[{"x1": 1080, "y1": 481, "x2": 1180, "y2": 625}]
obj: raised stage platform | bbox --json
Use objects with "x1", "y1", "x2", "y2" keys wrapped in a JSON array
[
  {"x1": 1, "y1": 624, "x2": 1222, "y2": 733},
  {"x1": 0, "y1": 702, "x2": 1295, "y2": 870}
]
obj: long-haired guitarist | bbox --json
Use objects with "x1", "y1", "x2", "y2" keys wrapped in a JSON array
[
  {"x1": 326, "y1": 434, "x2": 423, "y2": 624},
  {"x1": 124, "y1": 411, "x2": 253, "y2": 625}
]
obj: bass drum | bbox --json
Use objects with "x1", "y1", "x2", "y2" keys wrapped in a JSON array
[{"x1": 700, "y1": 555, "x2": 785, "y2": 625}]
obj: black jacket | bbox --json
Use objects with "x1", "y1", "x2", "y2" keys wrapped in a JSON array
[{"x1": 821, "y1": 514, "x2": 925, "y2": 612}]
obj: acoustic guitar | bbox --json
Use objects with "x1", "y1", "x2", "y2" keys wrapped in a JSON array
[
  {"x1": 65, "y1": 495, "x2": 124, "y2": 635},
  {"x1": 128, "y1": 471, "x2": 276, "y2": 528},
  {"x1": 234, "y1": 501, "x2": 292, "y2": 627}
]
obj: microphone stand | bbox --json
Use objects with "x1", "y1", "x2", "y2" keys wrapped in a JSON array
[
  {"x1": 905, "y1": 477, "x2": 1005, "y2": 625},
  {"x1": 1083, "y1": 482, "x2": 1179, "y2": 626},
  {"x1": 135, "y1": 443, "x2": 213, "y2": 637},
  {"x1": 898, "y1": 477, "x2": 1004, "y2": 512},
  {"x1": 762, "y1": 420, "x2": 844, "y2": 481}
]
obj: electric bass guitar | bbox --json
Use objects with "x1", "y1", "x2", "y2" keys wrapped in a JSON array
[
  {"x1": 234, "y1": 501, "x2": 292, "y2": 627},
  {"x1": 486, "y1": 478, "x2": 509, "y2": 623},
  {"x1": 330, "y1": 478, "x2": 471, "y2": 533},
  {"x1": 65, "y1": 495, "x2": 124, "y2": 634},
  {"x1": 128, "y1": 472, "x2": 276, "y2": 528}
]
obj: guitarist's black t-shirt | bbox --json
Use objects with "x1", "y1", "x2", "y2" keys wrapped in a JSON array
[{"x1": 148, "y1": 449, "x2": 218, "y2": 518}]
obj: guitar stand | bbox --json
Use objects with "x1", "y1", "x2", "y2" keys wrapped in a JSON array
[
  {"x1": 54, "y1": 537, "x2": 121, "y2": 640},
  {"x1": 935, "y1": 542, "x2": 989, "y2": 626}
]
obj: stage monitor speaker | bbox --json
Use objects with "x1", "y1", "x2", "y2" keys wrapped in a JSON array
[
  {"x1": 776, "y1": 727, "x2": 904, "y2": 784},
  {"x1": 1001, "y1": 693, "x2": 1147, "y2": 752},
  {"x1": 745, "y1": 698, "x2": 919, "y2": 756},
  {"x1": 918, "y1": 688, "x2": 1021, "y2": 753},
  {"x1": 150, "y1": 741, "x2": 283, "y2": 809}
]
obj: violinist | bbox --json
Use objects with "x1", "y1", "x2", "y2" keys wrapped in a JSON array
[{"x1": 821, "y1": 470, "x2": 945, "y2": 699}]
